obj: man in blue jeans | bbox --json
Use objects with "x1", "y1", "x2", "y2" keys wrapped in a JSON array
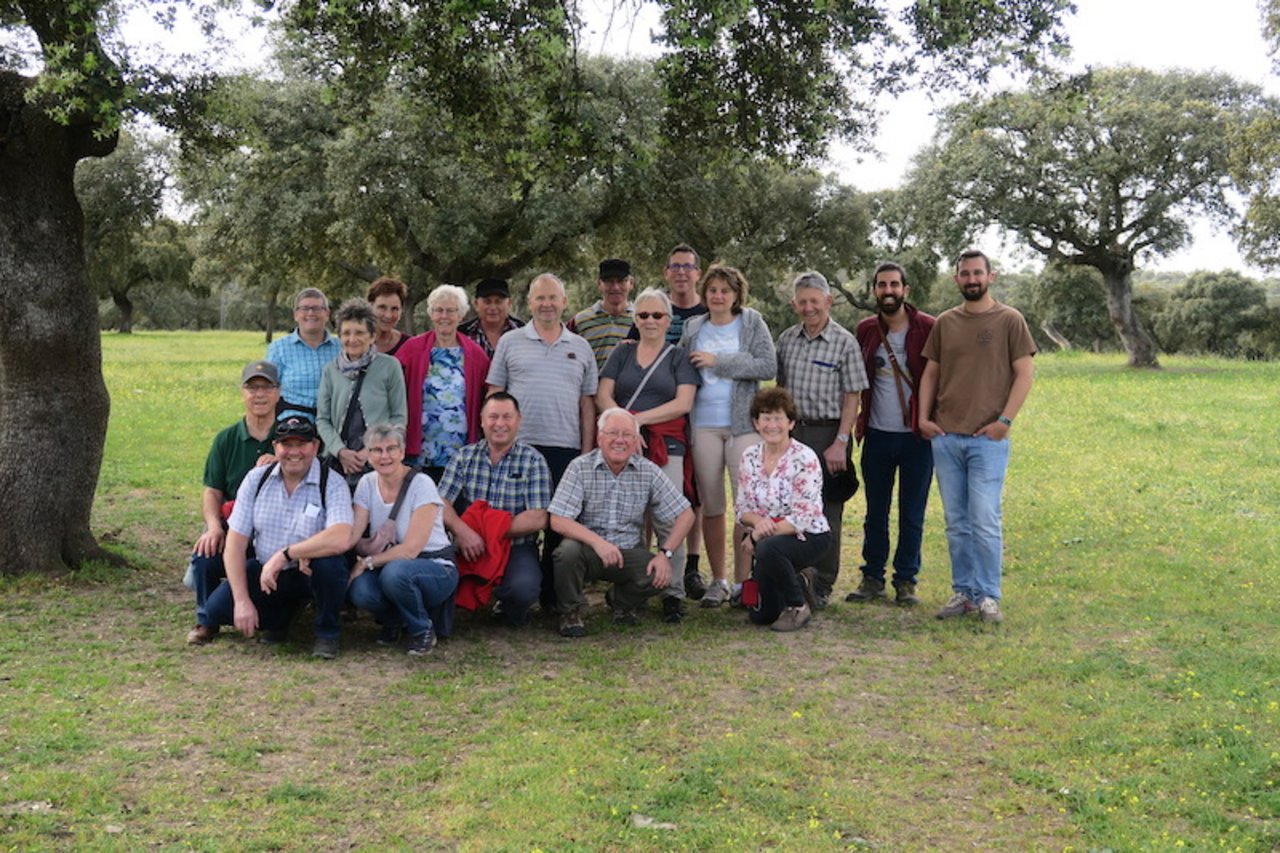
[
  {"x1": 848, "y1": 262, "x2": 936, "y2": 607},
  {"x1": 917, "y1": 250, "x2": 1035, "y2": 623},
  {"x1": 199, "y1": 415, "x2": 354, "y2": 657}
]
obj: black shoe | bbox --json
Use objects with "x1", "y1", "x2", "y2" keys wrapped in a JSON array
[
  {"x1": 311, "y1": 637, "x2": 339, "y2": 659},
  {"x1": 661, "y1": 596, "x2": 685, "y2": 624},
  {"x1": 376, "y1": 624, "x2": 401, "y2": 646},
  {"x1": 257, "y1": 629, "x2": 288, "y2": 646},
  {"x1": 684, "y1": 570, "x2": 707, "y2": 601},
  {"x1": 406, "y1": 629, "x2": 437, "y2": 656}
]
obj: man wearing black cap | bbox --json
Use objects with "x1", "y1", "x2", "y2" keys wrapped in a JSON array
[
  {"x1": 185, "y1": 361, "x2": 281, "y2": 646},
  {"x1": 196, "y1": 414, "x2": 355, "y2": 658},
  {"x1": 460, "y1": 277, "x2": 525, "y2": 359},
  {"x1": 568, "y1": 258, "x2": 636, "y2": 371}
]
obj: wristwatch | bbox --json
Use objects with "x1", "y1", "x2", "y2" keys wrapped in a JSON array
[
  {"x1": 997, "y1": 415, "x2": 1013, "y2": 427},
  {"x1": 660, "y1": 548, "x2": 675, "y2": 559},
  {"x1": 836, "y1": 433, "x2": 850, "y2": 442}
]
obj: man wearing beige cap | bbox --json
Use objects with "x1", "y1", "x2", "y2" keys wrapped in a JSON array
[{"x1": 185, "y1": 361, "x2": 280, "y2": 646}]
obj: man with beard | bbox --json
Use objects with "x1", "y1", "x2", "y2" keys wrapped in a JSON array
[
  {"x1": 847, "y1": 262, "x2": 936, "y2": 607},
  {"x1": 918, "y1": 250, "x2": 1036, "y2": 624}
]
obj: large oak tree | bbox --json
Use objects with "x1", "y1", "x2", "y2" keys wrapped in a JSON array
[
  {"x1": 2, "y1": 0, "x2": 1072, "y2": 575},
  {"x1": 904, "y1": 67, "x2": 1273, "y2": 368}
]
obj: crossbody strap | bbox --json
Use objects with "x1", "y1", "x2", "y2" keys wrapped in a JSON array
[
  {"x1": 623, "y1": 344, "x2": 674, "y2": 410},
  {"x1": 876, "y1": 320, "x2": 912, "y2": 429}
]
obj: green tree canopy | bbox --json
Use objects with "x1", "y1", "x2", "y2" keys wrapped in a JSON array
[{"x1": 904, "y1": 67, "x2": 1274, "y2": 368}]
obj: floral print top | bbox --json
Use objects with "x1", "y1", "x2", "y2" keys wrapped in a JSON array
[
  {"x1": 421, "y1": 345, "x2": 467, "y2": 468},
  {"x1": 735, "y1": 438, "x2": 830, "y2": 537}
]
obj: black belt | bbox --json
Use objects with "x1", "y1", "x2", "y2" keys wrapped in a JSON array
[{"x1": 796, "y1": 418, "x2": 839, "y2": 427}]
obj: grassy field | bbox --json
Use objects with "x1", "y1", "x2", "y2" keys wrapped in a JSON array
[{"x1": 2, "y1": 330, "x2": 1279, "y2": 851}]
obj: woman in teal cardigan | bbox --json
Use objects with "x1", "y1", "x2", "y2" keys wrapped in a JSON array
[{"x1": 316, "y1": 298, "x2": 408, "y2": 486}]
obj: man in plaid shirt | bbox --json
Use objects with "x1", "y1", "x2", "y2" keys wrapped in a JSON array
[
  {"x1": 438, "y1": 392, "x2": 553, "y2": 627},
  {"x1": 775, "y1": 271, "x2": 869, "y2": 607},
  {"x1": 548, "y1": 408, "x2": 695, "y2": 638}
]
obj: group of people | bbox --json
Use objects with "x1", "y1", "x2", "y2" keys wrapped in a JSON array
[{"x1": 184, "y1": 245, "x2": 1035, "y2": 657}]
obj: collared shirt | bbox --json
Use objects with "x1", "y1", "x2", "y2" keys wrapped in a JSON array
[
  {"x1": 229, "y1": 458, "x2": 354, "y2": 558},
  {"x1": 459, "y1": 315, "x2": 526, "y2": 360},
  {"x1": 266, "y1": 329, "x2": 342, "y2": 412},
  {"x1": 569, "y1": 300, "x2": 635, "y2": 371},
  {"x1": 775, "y1": 319, "x2": 868, "y2": 420},
  {"x1": 736, "y1": 438, "x2": 830, "y2": 536},
  {"x1": 548, "y1": 449, "x2": 690, "y2": 549},
  {"x1": 203, "y1": 418, "x2": 274, "y2": 499},
  {"x1": 437, "y1": 439, "x2": 553, "y2": 545},
  {"x1": 486, "y1": 324, "x2": 597, "y2": 449}
]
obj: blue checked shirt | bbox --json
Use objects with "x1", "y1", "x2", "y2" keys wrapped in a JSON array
[
  {"x1": 775, "y1": 319, "x2": 869, "y2": 420},
  {"x1": 548, "y1": 450, "x2": 690, "y2": 549},
  {"x1": 228, "y1": 459, "x2": 354, "y2": 559},
  {"x1": 437, "y1": 440, "x2": 553, "y2": 546},
  {"x1": 266, "y1": 330, "x2": 342, "y2": 412}
]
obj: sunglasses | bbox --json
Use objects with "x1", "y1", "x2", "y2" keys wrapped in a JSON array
[{"x1": 635, "y1": 311, "x2": 667, "y2": 320}]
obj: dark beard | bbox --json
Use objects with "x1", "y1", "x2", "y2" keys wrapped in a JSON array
[
  {"x1": 877, "y1": 296, "x2": 903, "y2": 314},
  {"x1": 961, "y1": 283, "x2": 987, "y2": 302}
]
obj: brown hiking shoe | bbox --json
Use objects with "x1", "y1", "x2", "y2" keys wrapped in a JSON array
[
  {"x1": 845, "y1": 577, "x2": 887, "y2": 603},
  {"x1": 558, "y1": 609, "x2": 586, "y2": 638},
  {"x1": 186, "y1": 624, "x2": 218, "y2": 646},
  {"x1": 894, "y1": 582, "x2": 920, "y2": 607}
]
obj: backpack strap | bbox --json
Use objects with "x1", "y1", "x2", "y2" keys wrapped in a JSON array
[
  {"x1": 255, "y1": 459, "x2": 328, "y2": 511},
  {"x1": 387, "y1": 471, "x2": 418, "y2": 522}
]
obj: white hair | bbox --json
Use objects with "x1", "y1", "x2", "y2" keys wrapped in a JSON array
[
  {"x1": 596, "y1": 406, "x2": 639, "y2": 435},
  {"x1": 634, "y1": 287, "x2": 672, "y2": 315},
  {"x1": 427, "y1": 284, "x2": 469, "y2": 314}
]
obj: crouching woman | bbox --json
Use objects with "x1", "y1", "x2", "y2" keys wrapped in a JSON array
[
  {"x1": 347, "y1": 423, "x2": 458, "y2": 655},
  {"x1": 736, "y1": 388, "x2": 832, "y2": 632}
]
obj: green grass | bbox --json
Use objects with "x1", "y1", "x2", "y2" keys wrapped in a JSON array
[{"x1": 2, "y1": 332, "x2": 1279, "y2": 850}]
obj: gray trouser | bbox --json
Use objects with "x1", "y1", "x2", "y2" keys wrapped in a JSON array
[{"x1": 553, "y1": 539, "x2": 660, "y2": 613}]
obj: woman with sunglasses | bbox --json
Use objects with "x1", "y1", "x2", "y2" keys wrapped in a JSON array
[{"x1": 597, "y1": 287, "x2": 701, "y2": 621}]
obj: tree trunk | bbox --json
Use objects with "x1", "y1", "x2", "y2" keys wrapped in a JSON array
[
  {"x1": 0, "y1": 71, "x2": 121, "y2": 575},
  {"x1": 111, "y1": 288, "x2": 134, "y2": 334},
  {"x1": 1100, "y1": 267, "x2": 1160, "y2": 368},
  {"x1": 1040, "y1": 320, "x2": 1072, "y2": 351}
]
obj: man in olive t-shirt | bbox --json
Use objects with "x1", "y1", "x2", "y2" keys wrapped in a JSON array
[{"x1": 917, "y1": 250, "x2": 1035, "y2": 624}]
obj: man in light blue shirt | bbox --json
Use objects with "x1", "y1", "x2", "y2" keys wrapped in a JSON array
[{"x1": 266, "y1": 288, "x2": 341, "y2": 417}]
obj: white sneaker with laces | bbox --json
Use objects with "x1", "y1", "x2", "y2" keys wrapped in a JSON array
[{"x1": 977, "y1": 597, "x2": 1003, "y2": 623}]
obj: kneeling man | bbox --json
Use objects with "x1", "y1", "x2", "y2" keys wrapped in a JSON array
[
  {"x1": 549, "y1": 408, "x2": 694, "y2": 637},
  {"x1": 199, "y1": 415, "x2": 354, "y2": 658},
  {"x1": 438, "y1": 392, "x2": 553, "y2": 627}
]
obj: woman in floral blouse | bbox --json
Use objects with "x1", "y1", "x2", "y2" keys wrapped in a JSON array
[
  {"x1": 737, "y1": 387, "x2": 832, "y2": 632},
  {"x1": 395, "y1": 285, "x2": 490, "y2": 483}
]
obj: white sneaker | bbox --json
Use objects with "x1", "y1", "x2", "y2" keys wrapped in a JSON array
[
  {"x1": 977, "y1": 597, "x2": 1003, "y2": 623},
  {"x1": 700, "y1": 579, "x2": 731, "y2": 608}
]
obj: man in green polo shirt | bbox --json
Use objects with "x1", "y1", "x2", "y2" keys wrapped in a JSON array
[{"x1": 184, "y1": 361, "x2": 281, "y2": 645}]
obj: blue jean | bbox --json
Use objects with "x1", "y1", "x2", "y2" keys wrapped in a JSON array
[
  {"x1": 202, "y1": 555, "x2": 349, "y2": 640},
  {"x1": 351, "y1": 558, "x2": 459, "y2": 638},
  {"x1": 493, "y1": 543, "x2": 542, "y2": 626},
  {"x1": 859, "y1": 428, "x2": 934, "y2": 586},
  {"x1": 189, "y1": 552, "x2": 227, "y2": 622},
  {"x1": 747, "y1": 531, "x2": 832, "y2": 626},
  {"x1": 930, "y1": 432, "x2": 1011, "y2": 602}
]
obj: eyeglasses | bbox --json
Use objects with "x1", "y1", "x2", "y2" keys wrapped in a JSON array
[
  {"x1": 635, "y1": 312, "x2": 667, "y2": 320},
  {"x1": 430, "y1": 306, "x2": 461, "y2": 315},
  {"x1": 295, "y1": 305, "x2": 328, "y2": 314},
  {"x1": 600, "y1": 430, "x2": 637, "y2": 440},
  {"x1": 366, "y1": 444, "x2": 403, "y2": 456},
  {"x1": 667, "y1": 263, "x2": 699, "y2": 272}
]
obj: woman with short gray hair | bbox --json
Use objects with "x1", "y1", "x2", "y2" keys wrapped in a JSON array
[
  {"x1": 316, "y1": 298, "x2": 407, "y2": 487},
  {"x1": 395, "y1": 284, "x2": 491, "y2": 481}
]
